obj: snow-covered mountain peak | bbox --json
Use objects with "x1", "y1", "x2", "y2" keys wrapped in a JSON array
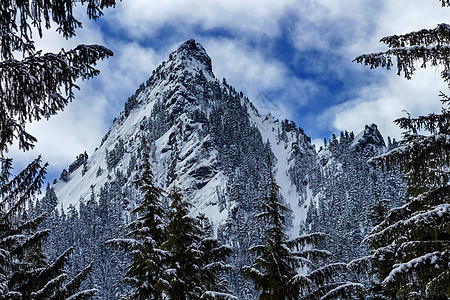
[
  {"x1": 157, "y1": 39, "x2": 214, "y2": 79},
  {"x1": 351, "y1": 123, "x2": 385, "y2": 151},
  {"x1": 174, "y1": 39, "x2": 211, "y2": 66}
]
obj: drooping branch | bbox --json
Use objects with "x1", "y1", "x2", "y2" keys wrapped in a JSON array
[
  {"x1": 354, "y1": 44, "x2": 450, "y2": 85},
  {"x1": 0, "y1": 0, "x2": 118, "y2": 59},
  {"x1": 380, "y1": 23, "x2": 450, "y2": 48},
  {"x1": 0, "y1": 44, "x2": 113, "y2": 152}
]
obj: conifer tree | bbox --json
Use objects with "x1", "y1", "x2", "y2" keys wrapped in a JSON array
[
  {"x1": 353, "y1": 2, "x2": 450, "y2": 299},
  {"x1": 108, "y1": 136, "x2": 166, "y2": 299},
  {"x1": 196, "y1": 213, "x2": 234, "y2": 299},
  {"x1": 0, "y1": 156, "x2": 96, "y2": 299},
  {"x1": 242, "y1": 148, "x2": 363, "y2": 299},
  {"x1": 158, "y1": 187, "x2": 234, "y2": 299},
  {"x1": 1, "y1": 4, "x2": 118, "y2": 295}
]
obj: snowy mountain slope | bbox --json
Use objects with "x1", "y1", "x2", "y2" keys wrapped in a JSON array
[
  {"x1": 54, "y1": 41, "x2": 252, "y2": 229},
  {"x1": 246, "y1": 108, "x2": 314, "y2": 237},
  {"x1": 50, "y1": 39, "x2": 406, "y2": 298},
  {"x1": 55, "y1": 40, "x2": 315, "y2": 233}
]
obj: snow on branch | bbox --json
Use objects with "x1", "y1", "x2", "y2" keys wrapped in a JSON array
[
  {"x1": 364, "y1": 204, "x2": 449, "y2": 245},
  {"x1": 383, "y1": 250, "x2": 449, "y2": 287},
  {"x1": 380, "y1": 23, "x2": 450, "y2": 48},
  {"x1": 425, "y1": 268, "x2": 449, "y2": 296},
  {"x1": 65, "y1": 289, "x2": 98, "y2": 300},
  {"x1": 397, "y1": 240, "x2": 450, "y2": 257},
  {"x1": 62, "y1": 261, "x2": 95, "y2": 297},
  {"x1": 105, "y1": 238, "x2": 142, "y2": 252},
  {"x1": 368, "y1": 133, "x2": 450, "y2": 187},
  {"x1": 319, "y1": 282, "x2": 366, "y2": 300},
  {"x1": 293, "y1": 249, "x2": 333, "y2": 260},
  {"x1": 0, "y1": 45, "x2": 113, "y2": 152},
  {"x1": 308, "y1": 263, "x2": 348, "y2": 286},
  {"x1": 288, "y1": 274, "x2": 313, "y2": 292},
  {"x1": 201, "y1": 291, "x2": 238, "y2": 299},
  {"x1": 30, "y1": 273, "x2": 68, "y2": 298},
  {"x1": 287, "y1": 232, "x2": 330, "y2": 248}
]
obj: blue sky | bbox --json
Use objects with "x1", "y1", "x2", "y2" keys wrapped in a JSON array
[{"x1": 9, "y1": 0, "x2": 449, "y2": 182}]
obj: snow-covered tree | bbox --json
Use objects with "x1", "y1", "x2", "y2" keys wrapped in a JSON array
[
  {"x1": 0, "y1": 156, "x2": 96, "y2": 299},
  {"x1": 356, "y1": 99, "x2": 450, "y2": 299},
  {"x1": 353, "y1": 3, "x2": 450, "y2": 299},
  {"x1": 1, "y1": 3, "x2": 118, "y2": 294},
  {"x1": 0, "y1": 0, "x2": 117, "y2": 152},
  {"x1": 242, "y1": 149, "x2": 363, "y2": 299},
  {"x1": 108, "y1": 137, "x2": 166, "y2": 299},
  {"x1": 158, "y1": 187, "x2": 234, "y2": 299}
]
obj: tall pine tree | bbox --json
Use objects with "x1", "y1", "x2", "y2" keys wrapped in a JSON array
[
  {"x1": 242, "y1": 147, "x2": 363, "y2": 299},
  {"x1": 1, "y1": 3, "x2": 118, "y2": 296},
  {"x1": 0, "y1": 156, "x2": 96, "y2": 299},
  {"x1": 158, "y1": 187, "x2": 234, "y2": 299},
  {"x1": 108, "y1": 136, "x2": 166, "y2": 299},
  {"x1": 353, "y1": 2, "x2": 450, "y2": 299}
]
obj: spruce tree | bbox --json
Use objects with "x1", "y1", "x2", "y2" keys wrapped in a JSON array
[
  {"x1": 1, "y1": 3, "x2": 119, "y2": 294},
  {"x1": 0, "y1": 156, "x2": 96, "y2": 299},
  {"x1": 356, "y1": 99, "x2": 450, "y2": 299},
  {"x1": 196, "y1": 213, "x2": 234, "y2": 299},
  {"x1": 158, "y1": 187, "x2": 234, "y2": 299},
  {"x1": 108, "y1": 136, "x2": 166, "y2": 299},
  {"x1": 353, "y1": 2, "x2": 450, "y2": 299},
  {"x1": 242, "y1": 148, "x2": 363, "y2": 299}
]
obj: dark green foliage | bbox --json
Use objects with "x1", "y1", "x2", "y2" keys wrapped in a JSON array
[
  {"x1": 40, "y1": 178, "x2": 127, "y2": 299},
  {"x1": 243, "y1": 149, "x2": 363, "y2": 299},
  {"x1": 369, "y1": 198, "x2": 390, "y2": 227},
  {"x1": 68, "y1": 152, "x2": 89, "y2": 175},
  {"x1": 159, "y1": 188, "x2": 234, "y2": 299},
  {"x1": 355, "y1": 6, "x2": 450, "y2": 298},
  {"x1": 0, "y1": 157, "x2": 96, "y2": 299},
  {"x1": 108, "y1": 137, "x2": 166, "y2": 299},
  {"x1": 354, "y1": 23, "x2": 450, "y2": 87},
  {"x1": 159, "y1": 187, "x2": 197, "y2": 298},
  {"x1": 108, "y1": 137, "x2": 234, "y2": 299},
  {"x1": 242, "y1": 151, "x2": 297, "y2": 299},
  {"x1": 0, "y1": 0, "x2": 117, "y2": 152},
  {"x1": 294, "y1": 123, "x2": 404, "y2": 266},
  {"x1": 196, "y1": 214, "x2": 234, "y2": 298},
  {"x1": 106, "y1": 139, "x2": 125, "y2": 171},
  {"x1": 362, "y1": 100, "x2": 450, "y2": 299}
]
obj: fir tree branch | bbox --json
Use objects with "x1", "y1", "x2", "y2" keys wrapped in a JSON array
[
  {"x1": 0, "y1": 45, "x2": 113, "y2": 151},
  {"x1": 380, "y1": 23, "x2": 450, "y2": 48}
]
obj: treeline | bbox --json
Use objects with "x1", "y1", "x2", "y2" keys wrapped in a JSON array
[{"x1": 1, "y1": 138, "x2": 365, "y2": 299}]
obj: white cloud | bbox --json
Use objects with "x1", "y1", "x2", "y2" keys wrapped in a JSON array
[
  {"x1": 292, "y1": 0, "x2": 379, "y2": 52},
  {"x1": 204, "y1": 38, "x2": 319, "y2": 121},
  {"x1": 375, "y1": 1, "x2": 448, "y2": 38},
  {"x1": 329, "y1": 69, "x2": 447, "y2": 139},
  {"x1": 7, "y1": 0, "x2": 449, "y2": 177},
  {"x1": 108, "y1": 0, "x2": 297, "y2": 39},
  {"x1": 287, "y1": 0, "x2": 449, "y2": 139}
]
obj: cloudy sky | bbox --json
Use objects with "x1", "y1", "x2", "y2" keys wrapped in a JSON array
[{"x1": 9, "y1": 0, "x2": 449, "y2": 182}]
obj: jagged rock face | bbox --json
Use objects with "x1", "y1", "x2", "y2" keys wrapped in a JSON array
[
  {"x1": 352, "y1": 123, "x2": 386, "y2": 152},
  {"x1": 52, "y1": 40, "x2": 405, "y2": 298}
]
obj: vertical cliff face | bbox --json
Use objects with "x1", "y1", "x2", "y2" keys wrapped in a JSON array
[{"x1": 50, "y1": 40, "x2": 405, "y2": 298}]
